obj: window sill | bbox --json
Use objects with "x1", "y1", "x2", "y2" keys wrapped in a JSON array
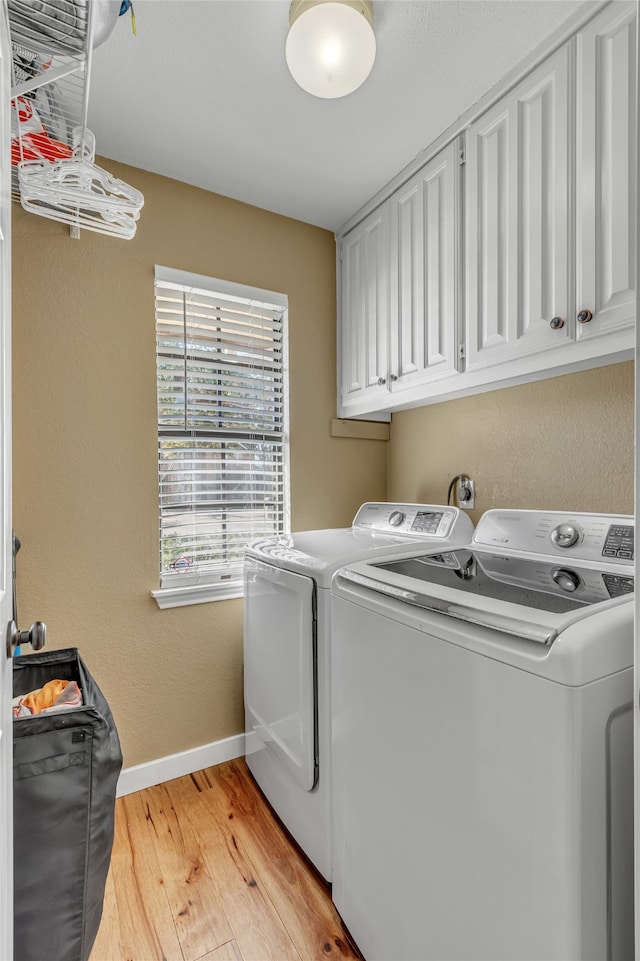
[{"x1": 151, "y1": 582, "x2": 243, "y2": 609}]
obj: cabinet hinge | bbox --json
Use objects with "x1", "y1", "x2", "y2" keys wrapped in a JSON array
[
  {"x1": 458, "y1": 343, "x2": 466, "y2": 360},
  {"x1": 459, "y1": 147, "x2": 466, "y2": 166}
]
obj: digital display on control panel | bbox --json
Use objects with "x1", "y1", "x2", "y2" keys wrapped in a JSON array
[
  {"x1": 410, "y1": 511, "x2": 444, "y2": 534},
  {"x1": 602, "y1": 525, "x2": 634, "y2": 561},
  {"x1": 602, "y1": 573, "x2": 634, "y2": 599}
]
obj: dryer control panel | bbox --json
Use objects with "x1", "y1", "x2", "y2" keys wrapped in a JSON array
[
  {"x1": 474, "y1": 510, "x2": 634, "y2": 564},
  {"x1": 353, "y1": 503, "x2": 474, "y2": 541}
]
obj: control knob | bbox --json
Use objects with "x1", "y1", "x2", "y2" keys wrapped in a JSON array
[
  {"x1": 388, "y1": 510, "x2": 406, "y2": 528},
  {"x1": 552, "y1": 568, "x2": 582, "y2": 593},
  {"x1": 550, "y1": 523, "x2": 581, "y2": 549}
]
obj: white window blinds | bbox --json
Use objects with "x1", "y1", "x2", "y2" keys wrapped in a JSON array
[{"x1": 155, "y1": 267, "x2": 289, "y2": 603}]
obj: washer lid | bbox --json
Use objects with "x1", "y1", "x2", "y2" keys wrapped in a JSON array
[
  {"x1": 340, "y1": 547, "x2": 633, "y2": 646},
  {"x1": 246, "y1": 528, "x2": 420, "y2": 586},
  {"x1": 376, "y1": 550, "x2": 633, "y2": 609}
]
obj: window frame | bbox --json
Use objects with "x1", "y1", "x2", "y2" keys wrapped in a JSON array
[{"x1": 151, "y1": 265, "x2": 291, "y2": 609}]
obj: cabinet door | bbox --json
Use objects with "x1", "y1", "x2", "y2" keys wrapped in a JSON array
[
  {"x1": 389, "y1": 140, "x2": 460, "y2": 393},
  {"x1": 465, "y1": 45, "x2": 571, "y2": 372},
  {"x1": 575, "y1": 1, "x2": 636, "y2": 341},
  {"x1": 338, "y1": 205, "x2": 390, "y2": 414}
]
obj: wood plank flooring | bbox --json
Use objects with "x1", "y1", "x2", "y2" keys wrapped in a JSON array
[{"x1": 89, "y1": 758, "x2": 362, "y2": 961}]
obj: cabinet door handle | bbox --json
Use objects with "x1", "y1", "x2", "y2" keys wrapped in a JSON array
[
  {"x1": 549, "y1": 317, "x2": 565, "y2": 330},
  {"x1": 577, "y1": 308, "x2": 593, "y2": 324},
  {"x1": 389, "y1": 373, "x2": 398, "y2": 382},
  {"x1": 377, "y1": 376, "x2": 386, "y2": 386}
]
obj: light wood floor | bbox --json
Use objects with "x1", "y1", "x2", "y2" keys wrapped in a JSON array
[{"x1": 89, "y1": 758, "x2": 362, "y2": 961}]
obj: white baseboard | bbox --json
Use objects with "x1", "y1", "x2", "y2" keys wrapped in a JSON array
[{"x1": 116, "y1": 733, "x2": 245, "y2": 797}]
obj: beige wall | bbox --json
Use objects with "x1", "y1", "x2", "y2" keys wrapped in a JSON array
[
  {"x1": 11, "y1": 159, "x2": 387, "y2": 768},
  {"x1": 388, "y1": 361, "x2": 634, "y2": 522},
  {"x1": 12, "y1": 159, "x2": 634, "y2": 770}
]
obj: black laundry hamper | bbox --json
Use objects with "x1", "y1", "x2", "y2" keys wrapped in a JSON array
[{"x1": 13, "y1": 647, "x2": 123, "y2": 961}]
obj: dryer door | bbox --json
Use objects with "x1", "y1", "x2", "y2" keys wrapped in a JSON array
[{"x1": 244, "y1": 556, "x2": 317, "y2": 791}]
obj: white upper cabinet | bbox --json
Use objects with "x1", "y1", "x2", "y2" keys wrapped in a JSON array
[
  {"x1": 338, "y1": 140, "x2": 460, "y2": 417},
  {"x1": 465, "y1": 44, "x2": 571, "y2": 372},
  {"x1": 575, "y1": 0, "x2": 636, "y2": 341},
  {"x1": 388, "y1": 140, "x2": 460, "y2": 395},
  {"x1": 336, "y1": 1, "x2": 636, "y2": 417},
  {"x1": 390, "y1": 143, "x2": 460, "y2": 393},
  {"x1": 339, "y1": 203, "x2": 390, "y2": 414}
]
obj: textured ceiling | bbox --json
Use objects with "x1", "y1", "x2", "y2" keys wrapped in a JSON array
[{"x1": 88, "y1": 0, "x2": 592, "y2": 233}]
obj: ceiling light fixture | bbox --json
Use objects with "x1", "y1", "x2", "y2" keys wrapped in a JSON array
[{"x1": 285, "y1": 0, "x2": 376, "y2": 99}]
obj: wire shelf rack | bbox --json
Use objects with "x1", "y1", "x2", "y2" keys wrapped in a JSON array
[{"x1": 8, "y1": 0, "x2": 143, "y2": 239}]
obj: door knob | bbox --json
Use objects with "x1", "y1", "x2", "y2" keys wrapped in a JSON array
[
  {"x1": 577, "y1": 308, "x2": 593, "y2": 324},
  {"x1": 377, "y1": 376, "x2": 386, "y2": 386},
  {"x1": 549, "y1": 317, "x2": 565, "y2": 330},
  {"x1": 6, "y1": 619, "x2": 47, "y2": 657}
]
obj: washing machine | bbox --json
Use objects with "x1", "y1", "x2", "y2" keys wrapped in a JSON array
[
  {"x1": 330, "y1": 509, "x2": 634, "y2": 961},
  {"x1": 243, "y1": 502, "x2": 474, "y2": 882}
]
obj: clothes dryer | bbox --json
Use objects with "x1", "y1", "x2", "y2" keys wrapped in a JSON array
[
  {"x1": 330, "y1": 509, "x2": 634, "y2": 961},
  {"x1": 243, "y1": 502, "x2": 473, "y2": 881}
]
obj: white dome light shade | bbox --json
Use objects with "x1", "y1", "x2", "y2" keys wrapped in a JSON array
[{"x1": 286, "y1": 1, "x2": 376, "y2": 99}]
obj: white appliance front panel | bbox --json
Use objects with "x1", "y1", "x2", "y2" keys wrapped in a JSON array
[
  {"x1": 244, "y1": 557, "x2": 315, "y2": 791},
  {"x1": 330, "y1": 593, "x2": 634, "y2": 961},
  {"x1": 244, "y1": 587, "x2": 333, "y2": 881}
]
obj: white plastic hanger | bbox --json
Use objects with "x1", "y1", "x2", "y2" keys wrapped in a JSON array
[{"x1": 17, "y1": 126, "x2": 144, "y2": 239}]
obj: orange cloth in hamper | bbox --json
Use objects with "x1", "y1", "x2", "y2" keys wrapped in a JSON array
[{"x1": 20, "y1": 679, "x2": 80, "y2": 715}]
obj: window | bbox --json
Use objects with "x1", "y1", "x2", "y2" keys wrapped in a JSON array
[{"x1": 152, "y1": 266, "x2": 289, "y2": 608}]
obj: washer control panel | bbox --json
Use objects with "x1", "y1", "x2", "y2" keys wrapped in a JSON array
[
  {"x1": 353, "y1": 503, "x2": 474, "y2": 541},
  {"x1": 602, "y1": 524, "x2": 634, "y2": 561},
  {"x1": 474, "y1": 510, "x2": 634, "y2": 564}
]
